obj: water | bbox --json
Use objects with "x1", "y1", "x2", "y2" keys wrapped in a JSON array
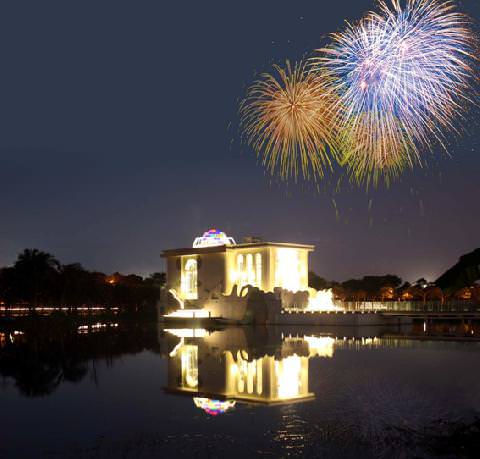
[{"x1": 1, "y1": 318, "x2": 480, "y2": 458}]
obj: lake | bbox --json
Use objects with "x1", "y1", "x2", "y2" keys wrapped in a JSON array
[{"x1": 1, "y1": 318, "x2": 479, "y2": 458}]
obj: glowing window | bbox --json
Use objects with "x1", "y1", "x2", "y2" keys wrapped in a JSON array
[
  {"x1": 237, "y1": 254, "x2": 244, "y2": 273},
  {"x1": 182, "y1": 258, "x2": 198, "y2": 299},
  {"x1": 181, "y1": 345, "x2": 198, "y2": 389},
  {"x1": 234, "y1": 350, "x2": 262, "y2": 396},
  {"x1": 256, "y1": 358, "x2": 263, "y2": 395},
  {"x1": 236, "y1": 254, "x2": 244, "y2": 289},
  {"x1": 246, "y1": 254, "x2": 255, "y2": 286},
  {"x1": 255, "y1": 253, "x2": 262, "y2": 290},
  {"x1": 275, "y1": 249, "x2": 301, "y2": 292}
]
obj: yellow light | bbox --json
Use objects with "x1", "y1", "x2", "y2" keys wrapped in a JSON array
[
  {"x1": 164, "y1": 309, "x2": 210, "y2": 319},
  {"x1": 165, "y1": 328, "x2": 208, "y2": 338},
  {"x1": 275, "y1": 248, "x2": 301, "y2": 292},
  {"x1": 306, "y1": 288, "x2": 344, "y2": 312},
  {"x1": 181, "y1": 258, "x2": 198, "y2": 300},
  {"x1": 275, "y1": 355, "x2": 302, "y2": 399},
  {"x1": 303, "y1": 336, "x2": 335, "y2": 358},
  {"x1": 181, "y1": 345, "x2": 198, "y2": 389}
]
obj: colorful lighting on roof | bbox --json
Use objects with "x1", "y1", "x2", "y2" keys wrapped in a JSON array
[
  {"x1": 193, "y1": 398, "x2": 236, "y2": 416},
  {"x1": 192, "y1": 229, "x2": 236, "y2": 248}
]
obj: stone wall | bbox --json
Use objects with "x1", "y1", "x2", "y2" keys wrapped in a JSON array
[{"x1": 273, "y1": 311, "x2": 412, "y2": 326}]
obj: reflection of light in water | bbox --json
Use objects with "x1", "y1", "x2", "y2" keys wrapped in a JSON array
[
  {"x1": 342, "y1": 378, "x2": 452, "y2": 455},
  {"x1": 169, "y1": 338, "x2": 184, "y2": 357},
  {"x1": 181, "y1": 345, "x2": 198, "y2": 389},
  {"x1": 274, "y1": 404, "x2": 309, "y2": 456},
  {"x1": 77, "y1": 323, "x2": 118, "y2": 334},
  {"x1": 193, "y1": 398, "x2": 236, "y2": 416},
  {"x1": 231, "y1": 351, "x2": 263, "y2": 395},
  {"x1": 303, "y1": 336, "x2": 335, "y2": 358},
  {"x1": 164, "y1": 309, "x2": 210, "y2": 319},
  {"x1": 165, "y1": 328, "x2": 208, "y2": 338},
  {"x1": 276, "y1": 355, "x2": 302, "y2": 398},
  {"x1": 8, "y1": 330, "x2": 25, "y2": 344},
  {"x1": 226, "y1": 352, "x2": 310, "y2": 402},
  {"x1": 306, "y1": 289, "x2": 343, "y2": 312}
]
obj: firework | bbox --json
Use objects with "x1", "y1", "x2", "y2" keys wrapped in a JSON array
[
  {"x1": 338, "y1": 111, "x2": 412, "y2": 185},
  {"x1": 240, "y1": 60, "x2": 339, "y2": 182},
  {"x1": 313, "y1": 0, "x2": 478, "y2": 186}
]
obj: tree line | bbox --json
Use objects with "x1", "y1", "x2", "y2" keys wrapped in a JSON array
[
  {"x1": 308, "y1": 271, "x2": 480, "y2": 303},
  {"x1": 0, "y1": 249, "x2": 165, "y2": 312}
]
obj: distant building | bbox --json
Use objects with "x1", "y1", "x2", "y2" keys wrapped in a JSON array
[{"x1": 161, "y1": 228, "x2": 314, "y2": 303}]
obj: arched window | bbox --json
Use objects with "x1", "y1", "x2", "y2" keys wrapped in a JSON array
[
  {"x1": 255, "y1": 253, "x2": 262, "y2": 290},
  {"x1": 236, "y1": 254, "x2": 244, "y2": 288},
  {"x1": 181, "y1": 345, "x2": 198, "y2": 388},
  {"x1": 183, "y1": 258, "x2": 198, "y2": 299},
  {"x1": 246, "y1": 254, "x2": 255, "y2": 286}
]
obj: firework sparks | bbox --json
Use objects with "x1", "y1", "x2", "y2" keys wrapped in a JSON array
[
  {"x1": 338, "y1": 111, "x2": 413, "y2": 185},
  {"x1": 313, "y1": 0, "x2": 478, "y2": 186},
  {"x1": 240, "y1": 60, "x2": 339, "y2": 182}
]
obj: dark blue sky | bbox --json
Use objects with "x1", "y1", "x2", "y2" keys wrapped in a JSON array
[{"x1": 0, "y1": 0, "x2": 479, "y2": 282}]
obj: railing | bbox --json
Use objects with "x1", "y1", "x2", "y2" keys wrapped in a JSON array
[
  {"x1": 283, "y1": 300, "x2": 480, "y2": 314},
  {"x1": 340, "y1": 300, "x2": 480, "y2": 313}
]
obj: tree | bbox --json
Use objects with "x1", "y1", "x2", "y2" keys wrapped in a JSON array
[
  {"x1": 1, "y1": 249, "x2": 161, "y2": 312},
  {"x1": 308, "y1": 271, "x2": 331, "y2": 291},
  {"x1": 342, "y1": 275, "x2": 402, "y2": 300},
  {"x1": 0, "y1": 267, "x2": 17, "y2": 306},
  {"x1": 414, "y1": 278, "x2": 428, "y2": 287},
  {"x1": 436, "y1": 248, "x2": 480, "y2": 292},
  {"x1": 58, "y1": 263, "x2": 92, "y2": 306},
  {"x1": 13, "y1": 249, "x2": 60, "y2": 307}
]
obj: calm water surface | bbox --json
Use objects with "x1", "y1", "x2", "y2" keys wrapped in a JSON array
[{"x1": 1, "y1": 318, "x2": 480, "y2": 458}]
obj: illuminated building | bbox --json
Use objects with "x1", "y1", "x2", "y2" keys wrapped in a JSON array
[
  {"x1": 163, "y1": 328, "x2": 313, "y2": 406},
  {"x1": 160, "y1": 229, "x2": 314, "y2": 317}
]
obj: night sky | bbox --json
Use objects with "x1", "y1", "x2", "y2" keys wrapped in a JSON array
[{"x1": 0, "y1": 0, "x2": 479, "y2": 282}]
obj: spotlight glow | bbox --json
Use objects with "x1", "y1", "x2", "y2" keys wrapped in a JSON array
[{"x1": 164, "y1": 309, "x2": 210, "y2": 319}]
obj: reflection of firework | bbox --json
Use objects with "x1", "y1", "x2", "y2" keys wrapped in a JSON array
[
  {"x1": 240, "y1": 60, "x2": 339, "y2": 182},
  {"x1": 314, "y1": 0, "x2": 478, "y2": 186}
]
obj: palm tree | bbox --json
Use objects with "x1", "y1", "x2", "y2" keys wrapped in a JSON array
[{"x1": 13, "y1": 249, "x2": 60, "y2": 307}]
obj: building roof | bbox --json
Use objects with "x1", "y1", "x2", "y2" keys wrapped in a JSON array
[{"x1": 161, "y1": 241, "x2": 315, "y2": 257}]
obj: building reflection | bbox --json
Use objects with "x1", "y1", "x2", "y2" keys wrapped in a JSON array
[
  {"x1": 161, "y1": 324, "x2": 455, "y2": 414},
  {"x1": 162, "y1": 327, "x2": 314, "y2": 408}
]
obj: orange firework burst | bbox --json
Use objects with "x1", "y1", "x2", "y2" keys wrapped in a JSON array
[
  {"x1": 240, "y1": 60, "x2": 339, "y2": 182},
  {"x1": 338, "y1": 111, "x2": 414, "y2": 187}
]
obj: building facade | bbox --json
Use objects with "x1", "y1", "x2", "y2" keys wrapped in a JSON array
[{"x1": 161, "y1": 229, "x2": 314, "y2": 304}]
